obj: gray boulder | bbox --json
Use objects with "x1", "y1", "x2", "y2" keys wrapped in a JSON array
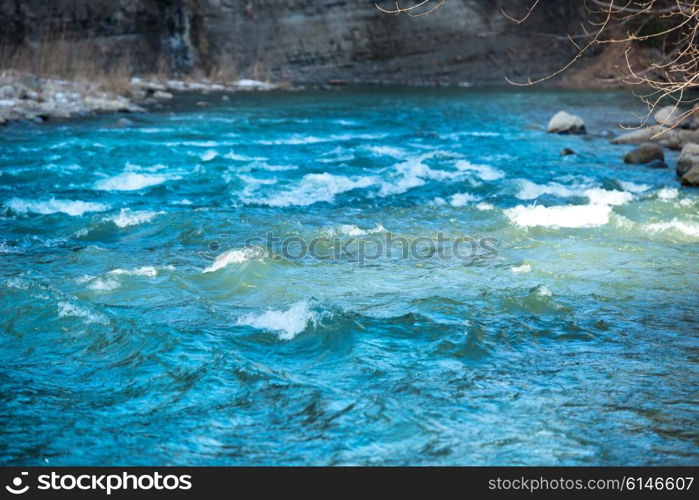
[
  {"x1": 654, "y1": 105, "x2": 693, "y2": 128},
  {"x1": 676, "y1": 143, "x2": 699, "y2": 177},
  {"x1": 681, "y1": 165, "x2": 699, "y2": 186},
  {"x1": 547, "y1": 111, "x2": 586, "y2": 134},
  {"x1": 153, "y1": 90, "x2": 173, "y2": 100},
  {"x1": 623, "y1": 143, "x2": 664, "y2": 164},
  {"x1": 0, "y1": 84, "x2": 16, "y2": 99},
  {"x1": 611, "y1": 125, "x2": 666, "y2": 145},
  {"x1": 646, "y1": 159, "x2": 668, "y2": 169}
]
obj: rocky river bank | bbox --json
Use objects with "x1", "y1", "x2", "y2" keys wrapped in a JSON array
[
  {"x1": 0, "y1": 72, "x2": 280, "y2": 126},
  {"x1": 546, "y1": 106, "x2": 699, "y2": 187}
]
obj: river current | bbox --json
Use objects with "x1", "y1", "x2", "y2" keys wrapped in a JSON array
[{"x1": 1, "y1": 87, "x2": 697, "y2": 465}]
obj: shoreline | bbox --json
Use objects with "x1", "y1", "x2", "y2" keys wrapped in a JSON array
[{"x1": 0, "y1": 72, "x2": 288, "y2": 127}]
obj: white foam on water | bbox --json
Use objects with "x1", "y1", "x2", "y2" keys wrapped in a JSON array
[
  {"x1": 105, "y1": 208, "x2": 162, "y2": 228},
  {"x1": 367, "y1": 145, "x2": 408, "y2": 158},
  {"x1": 200, "y1": 150, "x2": 218, "y2": 162},
  {"x1": 95, "y1": 171, "x2": 177, "y2": 191},
  {"x1": 203, "y1": 247, "x2": 265, "y2": 273},
  {"x1": 378, "y1": 158, "x2": 461, "y2": 197},
  {"x1": 236, "y1": 300, "x2": 315, "y2": 340},
  {"x1": 7, "y1": 198, "x2": 109, "y2": 216},
  {"x1": 511, "y1": 264, "x2": 532, "y2": 273},
  {"x1": 165, "y1": 140, "x2": 218, "y2": 147},
  {"x1": 516, "y1": 180, "x2": 586, "y2": 200},
  {"x1": 57, "y1": 301, "x2": 108, "y2": 325},
  {"x1": 454, "y1": 160, "x2": 504, "y2": 181},
  {"x1": 87, "y1": 277, "x2": 120, "y2": 291},
  {"x1": 251, "y1": 163, "x2": 297, "y2": 172},
  {"x1": 108, "y1": 266, "x2": 160, "y2": 277},
  {"x1": 658, "y1": 187, "x2": 679, "y2": 200},
  {"x1": 257, "y1": 132, "x2": 386, "y2": 146},
  {"x1": 584, "y1": 188, "x2": 633, "y2": 206},
  {"x1": 618, "y1": 181, "x2": 651, "y2": 193},
  {"x1": 517, "y1": 180, "x2": 632, "y2": 206},
  {"x1": 224, "y1": 152, "x2": 267, "y2": 162},
  {"x1": 449, "y1": 192, "x2": 480, "y2": 207},
  {"x1": 255, "y1": 173, "x2": 376, "y2": 207},
  {"x1": 536, "y1": 285, "x2": 552, "y2": 297},
  {"x1": 645, "y1": 219, "x2": 699, "y2": 239},
  {"x1": 336, "y1": 224, "x2": 386, "y2": 236},
  {"x1": 505, "y1": 203, "x2": 612, "y2": 228},
  {"x1": 475, "y1": 202, "x2": 495, "y2": 211},
  {"x1": 3, "y1": 278, "x2": 29, "y2": 289}
]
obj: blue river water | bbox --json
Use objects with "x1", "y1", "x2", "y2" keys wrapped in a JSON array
[{"x1": 1, "y1": 87, "x2": 698, "y2": 465}]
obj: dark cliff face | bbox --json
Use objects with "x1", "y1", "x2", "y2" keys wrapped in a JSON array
[{"x1": 0, "y1": 0, "x2": 585, "y2": 84}]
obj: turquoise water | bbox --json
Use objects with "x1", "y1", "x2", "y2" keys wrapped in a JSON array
[{"x1": 1, "y1": 87, "x2": 698, "y2": 465}]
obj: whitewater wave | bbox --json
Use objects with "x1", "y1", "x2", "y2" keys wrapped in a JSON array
[
  {"x1": 645, "y1": 219, "x2": 699, "y2": 239},
  {"x1": 251, "y1": 173, "x2": 376, "y2": 207},
  {"x1": 95, "y1": 164, "x2": 180, "y2": 191},
  {"x1": 454, "y1": 160, "x2": 504, "y2": 181},
  {"x1": 378, "y1": 157, "x2": 464, "y2": 197},
  {"x1": 87, "y1": 277, "x2": 120, "y2": 292},
  {"x1": 108, "y1": 266, "x2": 172, "y2": 277},
  {"x1": 516, "y1": 180, "x2": 588, "y2": 200},
  {"x1": 256, "y1": 132, "x2": 386, "y2": 145},
  {"x1": 516, "y1": 180, "x2": 632, "y2": 206},
  {"x1": 57, "y1": 301, "x2": 108, "y2": 324},
  {"x1": 335, "y1": 224, "x2": 386, "y2": 236},
  {"x1": 104, "y1": 208, "x2": 162, "y2": 228},
  {"x1": 585, "y1": 188, "x2": 633, "y2": 206},
  {"x1": 505, "y1": 203, "x2": 612, "y2": 228},
  {"x1": 6, "y1": 198, "x2": 109, "y2": 216},
  {"x1": 202, "y1": 247, "x2": 265, "y2": 273},
  {"x1": 618, "y1": 181, "x2": 651, "y2": 193},
  {"x1": 200, "y1": 150, "x2": 218, "y2": 162},
  {"x1": 511, "y1": 264, "x2": 532, "y2": 273},
  {"x1": 449, "y1": 192, "x2": 481, "y2": 207},
  {"x1": 657, "y1": 187, "x2": 679, "y2": 200},
  {"x1": 236, "y1": 300, "x2": 316, "y2": 340}
]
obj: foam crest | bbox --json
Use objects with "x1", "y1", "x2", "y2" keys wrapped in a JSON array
[
  {"x1": 6, "y1": 198, "x2": 109, "y2": 216},
  {"x1": 57, "y1": 301, "x2": 108, "y2": 324},
  {"x1": 454, "y1": 160, "x2": 504, "y2": 181},
  {"x1": 646, "y1": 219, "x2": 699, "y2": 239},
  {"x1": 449, "y1": 192, "x2": 480, "y2": 207},
  {"x1": 236, "y1": 300, "x2": 315, "y2": 340},
  {"x1": 255, "y1": 173, "x2": 375, "y2": 207},
  {"x1": 336, "y1": 224, "x2": 386, "y2": 236},
  {"x1": 511, "y1": 264, "x2": 532, "y2": 273},
  {"x1": 105, "y1": 208, "x2": 162, "y2": 228},
  {"x1": 95, "y1": 164, "x2": 180, "y2": 191},
  {"x1": 505, "y1": 203, "x2": 612, "y2": 228},
  {"x1": 203, "y1": 247, "x2": 265, "y2": 273}
]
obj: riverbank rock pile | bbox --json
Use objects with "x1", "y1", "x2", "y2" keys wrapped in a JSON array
[
  {"x1": 0, "y1": 73, "x2": 281, "y2": 126},
  {"x1": 0, "y1": 72, "x2": 143, "y2": 125},
  {"x1": 129, "y1": 77, "x2": 279, "y2": 103},
  {"x1": 547, "y1": 107, "x2": 699, "y2": 186},
  {"x1": 608, "y1": 105, "x2": 699, "y2": 186}
]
